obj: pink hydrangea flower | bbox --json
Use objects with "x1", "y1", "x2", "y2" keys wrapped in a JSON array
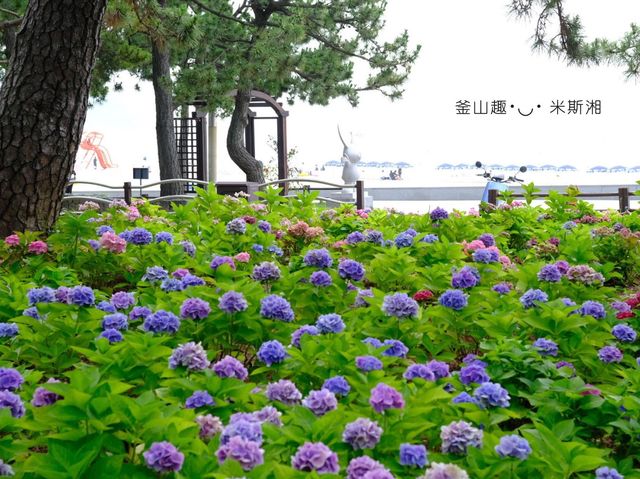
[
  {"x1": 235, "y1": 252, "x2": 251, "y2": 263},
  {"x1": 467, "y1": 208, "x2": 480, "y2": 217},
  {"x1": 499, "y1": 255, "x2": 512, "y2": 268},
  {"x1": 4, "y1": 234, "x2": 20, "y2": 247},
  {"x1": 333, "y1": 240, "x2": 348, "y2": 249},
  {"x1": 462, "y1": 240, "x2": 485, "y2": 253},
  {"x1": 99, "y1": 232, "x2": 127, "y2": 254},
  {"x1": 250, "y1": 203, "x2": 267, "y2": 212},
  {"x1": 78, "y1": 201, "x2": 100, "y2": 211},
  {"x1": 356, "y1": 209, "x2": 369, "y2": 219},
  {"x1": 127, "y1": 206, "x2": 141, "y2": 221},
  {"x1": 28, "y1": 240, "x2": 48, "y2": 254}
]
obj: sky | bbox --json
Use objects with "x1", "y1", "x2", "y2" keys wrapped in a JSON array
[{"x1": 77, "y1": 0, "x2": 640, "y2": 186}]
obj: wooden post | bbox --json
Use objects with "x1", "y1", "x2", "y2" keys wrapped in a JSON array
[
  {"x1": 124, "y1": 182, "x2": 132, "y2": 205},
  {"x1": 488, "y1": 188, "x2": 498, "y2": 206},
  {"x1": 356, "y1": 180, "x2": 365, "y2": 210},
  {"x1": 619, "y1": 187, "x2": 630, "y2": 212}
]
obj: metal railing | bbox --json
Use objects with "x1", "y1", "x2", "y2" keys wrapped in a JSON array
[
  {"x1": 62, "y1": 178, "x2": 366, "y2": 209},
  {"x1": 487, "y1": 187, "x2": 633, "y2": 212}
]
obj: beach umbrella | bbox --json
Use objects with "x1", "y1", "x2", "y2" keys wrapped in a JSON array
[
  {"x1": 395, "y1": 161, "x2": 411, "y2": 168},
  {"x1": 455, "y1": 163, "x2": 469, "y2": 169},
  {"x1": 324, "y1": 160, "x2": 342, "y2": 167},
  {"x1": 609, "y1": 166, "x2": 627, "y2": 172},
  {"x1": 526, "y1": 164, "x2": 539, "y2": 171},
  {"x1": 558, "y1": 165, "x2": 577, "y2": 171},
  {"x1": 505, "y1": 164, "x2": 520, "y2": 170},
  {"x1": 588, "y1": 166, "x2": 607, "y2": 172},
  {"x1": 437, "y1": 163, "x2": 453, "y2": 169},
  {"x1": 489, "y1": 163, "x2": 503, "y2": 169},
  {"x1": 540, "y1": 164, "x2": 556, "y2": 170},
  {"x1": 628, "y1": 165, "x2": 640, "y2": 172}
]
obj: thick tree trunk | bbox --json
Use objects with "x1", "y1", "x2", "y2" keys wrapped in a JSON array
[
  {"x1": 0, "y1": 0, "x2": 107, "y2": 236},
  {"x1": 151, "y1": 10, "x2": 182, "y2": 197},
  {"x1": 227, "y1": 89, "x2": 265, "y2": 183}
]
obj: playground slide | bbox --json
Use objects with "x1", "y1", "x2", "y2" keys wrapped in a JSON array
[{"x1": 79, "y1": 131, "x2": 116, "y2": 169}]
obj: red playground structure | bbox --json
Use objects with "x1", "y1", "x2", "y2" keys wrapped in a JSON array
[{"x1": 79, "y1": 131, "x2": 116, "y2": 169}]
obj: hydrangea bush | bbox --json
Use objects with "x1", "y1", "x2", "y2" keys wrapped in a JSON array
[{"x1": 0, "y1": 187, "x2": 638, "y2": 477}]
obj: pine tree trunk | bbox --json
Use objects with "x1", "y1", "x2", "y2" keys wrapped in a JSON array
[
  {"x1": 151, "y1": 2, "x2": 182, "y2": 197},
  {"x1": 0, "y1": 0, "x2": 107, "y2": 236},
  {"x1": 227, "y1": 89, "x2": 265, "y2": 183}
]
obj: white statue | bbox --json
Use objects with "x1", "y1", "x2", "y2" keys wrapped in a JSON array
[{"x1": 338, "y1": 125, "x2": 361, "y2": 184}]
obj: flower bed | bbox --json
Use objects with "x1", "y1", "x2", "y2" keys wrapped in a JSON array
[{"x1": 0, "y1": 189, "x2": 639, "y2": 478}]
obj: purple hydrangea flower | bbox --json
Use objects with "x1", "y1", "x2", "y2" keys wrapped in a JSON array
[
  {"x1": 382, "y1": 339, "x2": 408, "y2": 358},
  {"x1": 142, "y1": 266, "x2": 168, "y2": 282},
  {"x1": 473, "y1": 382, "x2": 510, "y2": 408},
  {"x1": 555, "y1": 260, "x2": 570, "y2": 274},
  {"x1": 257, "y1": 340, "x2": 288, "y2": 366},
  {"x1": 212, "y1": 355, "x2": 248, "y2": 380},
  {"x1": 143, "y1": 441, "x2": 184, "y2": 473},
  {"x1": 31, "y1": 378, "x2": 62, "y2": 407},
  {"x1": 478, "y1": 233, "x2": 495, "y2": 247},
  {"x1": 339, "y1": 259, "x2": 366, "y2": 281},
  {"x1": 260, "y1": 295, "x2": 294, "y2": 322},
  {"x1": 382, "y1": 293, "x2": 419, "y2": 318},
  {"x1": 347, "y1": 457, "x2": 389, "y2": 479},
  {"x1": 356, "y1": 356, "x2": 383, "y2": 372},
  {"x1": 562, "y1": 221, "x2": 577, "y2": 230},
  {"x1": 363, "y1": 337, "x2": 384, "y2": 348},
  {"x1": 257, "y1": 220, "x2": 272, "y2": 233},
  {"x1": 451, "y1": 266, "x2": 480, "y2": 289},
  {"x1": 556, "y1": 361, "x2": 575, "y2": 371},
  {"x1": 404, "y1": 364, "x2": 436, "y2": 381},
  {"x1": 366, "y1": 230, "x2": 384, "y2": 245},
  {"x1": 395, "y1": 232, "x2": 414, "y2": 248},
  {"x1": 143, "y1": 310, "x2": 180, "y2": 334},
  {"x1": 254, "y1": 405, "x2": 283, "y2": 426},
  {"x1": 129, "y1": 306, "x2": 152, "y2": 321},
  {"x1": 323, "y1": 376, "x2": 350, "y2": 396},
  {"x1": 369, "y1": 383, "x2": 404, "y2": 413},
  {"x1": 347, "y1": 231, "x2": 366, "y2": 244},
  {"x1": 316, "y1": 313, "x2": 345, "y2": 334},
  {"x1": 0, "y1": 390, "x2": 25, "y2": 417},
  {"x1": 96, "y1": 301, "x2": 117, "y2": 313},
  {"x1": 110, "y1": 291, "x2": 135, "y2": 310},
  {"x1": 127, "y1": 228, "x2": 153, "y2": 245},
  {"x1": 87, "y1": 239, "x2": 100, "y2": 251},
  {"x1": 520, "y1": 289, "x2": 548, "y2": 308},
  {"x1": 533, "y1": 337, "x2": 559, "y2": 356},
  {"x1": 196, "y1": 414, "x2": 223, "y2": 440},
  {"x1": 303, "y1": 248, "x2": 333, "y2": 268},
  {"x1": 355, "y1": 288, "x2": 375, "y2": 307},
  {"x1": 216, "y1": 436, "x2": 264, "y2": 471},
  {"x1": 612, "y1": 324, "x2": 637, "y2": 342},
  {"x1": 595, "y1": 467, "x2": 624, "y2": 479},
  {"x1": 400, "y1": 443, "x2": 428, "y2": 468},
  {"x1": 430, "y1": 207, "x2": 449, "y2": 221},
  {"x1": 302, "y1": 389, "x2": 338, "y2": 416},
  {"x1": 472, "y1": 248, "x2": 499, "y2": 263},
  {"x1": 343, "y1": 418, "x2": 383, "y2": 449},
  {"x1": 0, "y1": 323, "x2": 18, "y2": 338},
  {"x1": 452, "y1": 392, "x2": 477, "y2": 404},
  {"x1": 462, "y1": 354, "x2": 487, "y2": 367},
  {"x1": 439, "y1": 290, "x2": 468, "y2": 310},
  {"x1": 291, "y1": 442, "x2": 340, "y2": 474},
  {"x1": 180, "y1": 240, "x2": 196, "y2": 256},
  {"x1": 226, "y1": 218, "x2": 247, "y2": 234},
  {"x1": 69, "y1": 285, "x2": 95, "y2": 306},
  {"x1": 495, "y1": 435, "x2": 531, "y2": 460},
  {"x1": 252, "y1": 262, "x2": 281, "y2": 282},
  {"x1": 27, "y1": 287, "x2": 56, "y2": 305},
  {"x1": 180, "y1": 298, "x2": 211, "y2": 320},
  {"x1": 185, "y1": 390, "x2": 215, "y2": 409},
  {"x1": 579, "y1": 301, "x2": 606, "y2": 319},
  {"x1": 611, "y1": 301, "x2": 631, "y2": 313},
  {"x1": 599, "y1": 346, "x2": 623, "y2": 363},
  {"x1": 101, "y1": 313, "x2": 128, "y2": 331},
  {"x1": 221, "y1": 419, "x2": 262, "y2": 445},
  {"x1": 421, "y1": 233, "x2": 439, "y2": 243},
  {"x1": 440, "y1": 420, "x2": 483, "y2": 454},
  {"x1": 266, "y1": 379, "x2": 302, "y2": 405},
  {"x1": 169, "y1": 342, "x2": 210, "y2": 370},
  {"x1": 459, "y1": 364, "x2": 490, "y2": 385},
  {"x1": 22, "y1": 307, "x2": 41, "y2": 319},
  {"x1": 0, "y1": 368, "x2": 23, "y2": 391},
  {"x1": 492, "y1": 282, "x2": 512, "y2": 294},
  {"x1": 269, "y1": 244, "x2": 284, "y2": 256},
  {"x1": 210, "y1": 255, "x2": 236, "y2": 271},
  {"x1": 99, "y1": 328, "x2": 123, "y2": 343},
  {"x1": 538, "y1": 264, "x2": 562, "y2": 282},
  {"x1": 96, "y1": 225, "x2": 114, "y2": 236},
  {"x1": 310, "y1": 271, "x2": 333, "y2": 287},
  {"x1": 561, "y1": 297, "x2": 577, "y2": 307},
  {"x1": 155, "y1": 231, "x2": 173, "y2": 244},
  {"x1": 54, "y1": 286, "x2": 71, "y2": 304},
  {"x1": 291, "y1": 325, "x2": 320, "y2": 348},
  {"x1": 427, "y1": 360, "x2": 450, "y2": 379},
  {"x1": 218, "y1": 291, "x2": 248, "y2": 314}
]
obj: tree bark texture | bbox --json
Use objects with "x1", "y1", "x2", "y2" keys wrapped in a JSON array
[
  {"x1": 227, "y1": 89, "x2": 265, "y2": 183},
  {"x1": 151, "y1": 15, "x2": 182, "y2": 197},
  {"x1": 0, "y1": 0, "x2": 107, "y2": 236}
]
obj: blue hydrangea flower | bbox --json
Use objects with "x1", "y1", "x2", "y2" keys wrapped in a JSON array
[
  {"x1": 382, "y1": 339, "x2": 408, "y2": 357},
  {"x1": 478, "y1": 233, "x2": 495, "y2": 247},
  {"x1": 347, "y1": 231, "x2": 366, "y2": 244},
  {"x1": 430, "y1": 207, "x2": 449, "y2": 221},
  {"x1": 160, "y1": 278, "x2": 185, "y2": 292},
  {"x1": 257, "y1": 220, "x2": 272, "y2": 233},
  {"x1": 252, "y1": 262, "x2": 281, "y2": 282},
  {"x1": 612, "y1": 324, "x2": 637, "y2": 342},
  {"x1": 399, "y1": 443, "x2": 428, "y2": 468},
  {"x1": 180, "y1": 240, "x2": 196, "y2": 256},
  {"x1": 427, "y1": 360, "x2": 450, "y2": 379},
  {"x1": 404, "y1": 364, "x2": 436, "y2": 381},
  {"x1": 260, "y1": 295, "x2": 294, "y2": 322},
  {"x1": 394, "y1": 232, "x2": 414, "y2": 248},
  {"x1": 303, "y1": 248, "x2": 333, "y2": 268},
  {"x1": 520, "y1": 289, "x2": 548, "y2": 308},
  {"x1": 210, "y1": 255, "x2": 235, "y2": 270},
  {"x1": 219, "y1": 291, "x2": 248, "y2": 314},
  {"x1": 154, "y1": 231, "x2": 173, "y2": 244},
  {"x1": 226, "y1": 218, "x2": 247, "y2": 234},
  {"x1": 23, "y1": 307, "x2": 41, "y2": 319},
  {"x1": 459, "y1": 364, "x2": 490, "y2": 385},
  {"x1": 129, "y1": 306, "x2": 152, "y2": 321},
  {"x1": 96, "y1": 225, "x2": 114, "y2": 236},
  {"x1": 472, "y1": 248, "x2": 499, "y2": 263},
  {"x1": 96, "y1": 300, "x2": 116, "y2": 313},
  {"x1": 538, "y1": 264, "x2": 562, "y2": 282},
  {"x1": 439, "y1": 290, "x2": 468, "y2": 310},
  {"x1": 363, "y1": 337, "x2": 384, "y2": 348},
  {"x1": 143, "y1": 266, "x2": 169, "y2": 282},
  {"x1": 338, "y1": 259, "x2": 365, "y2": 281},
  {"x1": 0, "y1": 323, "x2": 18, "y2": 338},
  {"x1": 451, "y1": 266, "x2": 480, "y2": 289},
  {"x1": 323, "y1": 376, "x2": 350, "y2": 396},
  {"x1": 268, "y1": 244, "x2": 283, "y2": 256},
  {"x1": 110, "y1": 291, "x2": 135, "y2": 310},
  {"x1": 212, "y1": 356, "x2": 249, "y2": 380},
  {"x1": 356, "y1": 356, "x2": 383, "y2": 372},
  {"x1": 421, "y1": 233, "x2": 439, "y2": 243},
  {"x1": 310, "y1": 271, "x2": 332, "y2": 287},
  {"x1": 533, "y1": 338, "x2": 558, "y2": 356},
  {"x1": 579, "y1": 301, "x2": 606, "y2": 319},
  {"x1": 185, "y1": 390, "x2": 215, "y2": 409},
  {"x1": 252, "y1": 244, "x2": 264, "y2": 253},
  {"x1": 99, "y1": 328, "x2": 124, "y2": 343},
  {"x1": 69, "y1": 285, "x2": 95, "y2": 306},
  {"x1": 495, "y1": 435, "x2": 532, "y2": 460},
  {"x1": 598, "y1": 345, "x2": 623, "y2": 363},
  {"x1": 291, "y1": 325, "x2": 320, "y2": 348},
  {"x1": 169, "y1": 342, "x2": 210, "y2": 370},
  {"x1": 366, "y1": 230, "x2": 384, "y2": 245},
  {"x1": 452, "y1": 392, "x2": 478, "y2": 405},
  {"x1": 0, "y1": 368, "x2": 23, "y2": 391},
  {"x1": 257, "y1": 340, "x2": 288, "y2": 366},
  {"x1": 127, "y1": 228, "x2": 153, "y2": 245},
  {"x1": 101, "y1": 313, "x2": 128, "y2": 331},
  {"x1": 492, "y1": 282, "x2": 512, "y2": 294},
  {"x1": 143, "y1": 310, "x2": 180, "y2": 334},
  {"x1": 595, "y1": 467, "x2": 624, "y2": 479},
  {"x1": 440, "y1": 420, "x2": 483, "y2": 454},
  {"x1": 316, "y1": 313, "x2": 345, "y2": 334},
  {"x1": 27, "y1": 287, "x2": 56, "y2": 305},
  {"x1": 182, "y1": 274, "x2": 205, "y2": 287},
  {"x1": 473, "y1": 382, "x2": 510, "y2": 408}
]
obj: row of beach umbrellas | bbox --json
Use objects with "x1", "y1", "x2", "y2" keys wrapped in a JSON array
[
  {"x1": 436, "y1": 163, "x2": 640, "y2": 173},
  {"x1": 324, "y1": 161, "x2": 412, "y2": 168}
]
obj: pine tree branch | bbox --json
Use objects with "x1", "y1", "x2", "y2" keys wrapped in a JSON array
[
  {"x1": 0, "y1": 7, "x2": 21, "y2": 18},
  {"x1": 0, "y1": 18, "x2": 22, "y2": 30},
  {"x1": 189, "y1": 0, "x2": 255, "y2": 27}
]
